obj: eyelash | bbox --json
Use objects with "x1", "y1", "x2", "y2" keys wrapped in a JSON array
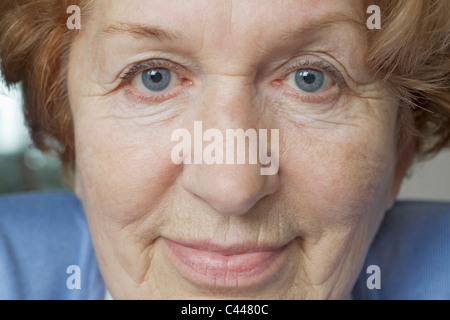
[
  {"x1": 119, "y1": 58, "x2": 344, "y2": 105},
  {"x1": 120, "y1": 60, "x2": 178, "y2": 80},
  {"x1": 285, "y1": 60, "x2": 342, "y2": 82},
  {"x1": 119, "y1": 59, "x2": 189, "y2": 104},
  {"x1": 275, "y1": 59, "x2": 344, "y2": 104}
]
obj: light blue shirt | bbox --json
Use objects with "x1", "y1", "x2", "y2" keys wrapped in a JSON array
[
  {"x1": 0, "y1": 192, "x2": 104, "y2": 299},
  {"x1": 0, "y1": 192, "x2": 449, "y2": 299},
  {"x1": 353, "y1": 201, "x2": 450, "y2": 299}
]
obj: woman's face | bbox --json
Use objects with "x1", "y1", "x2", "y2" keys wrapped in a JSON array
[{"x1": 68, "y1": 0, "x2": 410, "y2": 299}]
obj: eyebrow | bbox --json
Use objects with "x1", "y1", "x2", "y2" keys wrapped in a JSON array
[
  {"x1": 100, "y1": 13, "x2": 365, "y2": 45},
  {"x1": 101, "y1": 22, "x2": 180, "y2": 42}
]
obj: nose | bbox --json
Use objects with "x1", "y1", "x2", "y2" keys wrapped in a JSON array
[
  {"x1": 183, "y1": 161, "x2": 279, "y2": 216},
  {"x1": 180, "y1": 78, "x2": 280, "y2": 216}
]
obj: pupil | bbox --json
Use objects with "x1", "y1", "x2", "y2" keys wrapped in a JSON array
[
  {"x1": 150, "y1": 70, "x2": 163, "y2": 83},
  {"x1": 303, "y1": 72, "x2": 316, "y2": 84}
]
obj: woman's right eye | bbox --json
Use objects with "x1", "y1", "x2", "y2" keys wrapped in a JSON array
[{"x1": 132, "y1": 67, "x2": 178, "y2": 93}]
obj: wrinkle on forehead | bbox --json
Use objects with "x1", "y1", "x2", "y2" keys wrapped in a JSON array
[{"x1": 91, "y1": 0, "x2": 365, "y2": 50}]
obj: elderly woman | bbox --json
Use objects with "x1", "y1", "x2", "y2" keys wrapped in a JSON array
[{"x1": 0, "y1": 0, "x2": 449, "y2": 300}]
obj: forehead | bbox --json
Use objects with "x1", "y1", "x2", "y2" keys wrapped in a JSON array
[{"x1": 90, "y1": 0, "x2": 365, "y2": 50}]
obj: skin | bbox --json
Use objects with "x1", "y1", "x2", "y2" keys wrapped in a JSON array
[{"x1": 68, "y1": 0, "x2": 413, "y2": 299}]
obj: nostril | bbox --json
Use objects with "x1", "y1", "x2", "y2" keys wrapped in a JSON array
[{"x1": 182, "y1": 163, "x2": 279, "y2": 216}]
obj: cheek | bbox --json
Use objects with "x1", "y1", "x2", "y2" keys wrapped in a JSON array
[
  {"x1": 281, "y1": 115, "x2": 397, "y2": 225},
  {"x1": 74, "y1": 116, "x2": 178, "y2": 222}
]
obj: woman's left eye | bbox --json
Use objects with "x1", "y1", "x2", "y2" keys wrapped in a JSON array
[{"x1": 286, "y1": 68, "x2": 335, "y2": 93}]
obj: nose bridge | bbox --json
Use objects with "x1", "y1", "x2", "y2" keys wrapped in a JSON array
[
  {"x1": 200, "y1": 73, "x2": 259, "y2": 129},
  {"x1": 179, "y1": 74, "x2": 279, "y2": 216}
]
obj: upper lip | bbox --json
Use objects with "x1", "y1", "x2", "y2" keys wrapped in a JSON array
[{"x1": 162, "y1": 237, "x2": 288, "y2": 256}]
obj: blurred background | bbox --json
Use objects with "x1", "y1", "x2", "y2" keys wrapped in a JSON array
[
  {"x1": 0, "y1": 76, "x2": 449, "y2": 200},
  {"x1": 0, "y1": 79, "x2": 69, "y2": 194}
]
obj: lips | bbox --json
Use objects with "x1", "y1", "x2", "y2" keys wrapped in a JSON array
[{"x1": 161, "y1": 237, "x2": 290, "y2": 289}]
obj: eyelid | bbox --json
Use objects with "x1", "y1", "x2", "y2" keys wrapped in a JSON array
[
  {"x1": 119, "y1": 59, "x2": 181, "y2": 81},
  {"x1": 271, "y1": 58, "x2": 345, "y2": 105},
  {"x1": 283, "y1": 59, "x2": 345, "y2": 88},
  {"x1": 117, "y1": 58, "x2": 193, "y2": 105}
]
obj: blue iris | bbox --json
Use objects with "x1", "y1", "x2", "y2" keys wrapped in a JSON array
[
  {"x1": 141, "y1": 68, "x2": 171, "y2": 92},
  {"x1": 295, "y1": 69, "x2": 324, "y2": 93}
]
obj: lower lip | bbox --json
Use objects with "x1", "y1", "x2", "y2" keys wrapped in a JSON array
[{"x1": 161, "y1": 238, "x2": 290, "y2": 289}]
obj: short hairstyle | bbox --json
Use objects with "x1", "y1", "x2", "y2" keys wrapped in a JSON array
[{"x1": 1, "y1": 0, "x2": 449, "y2": 177}]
